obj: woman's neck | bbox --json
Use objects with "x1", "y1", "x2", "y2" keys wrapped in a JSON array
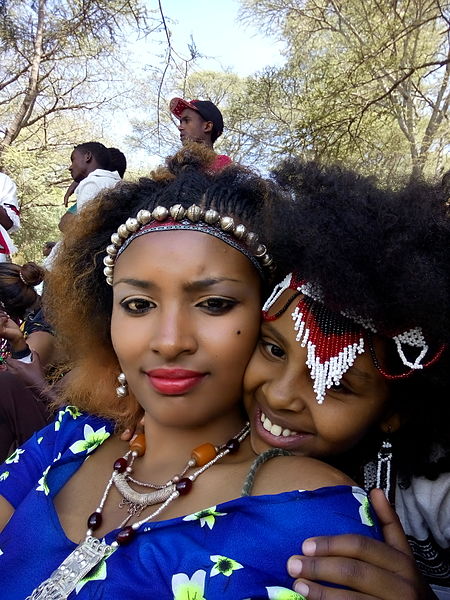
[{"x1": 137, "y1": 409, "x2": 249, "y2": 475}]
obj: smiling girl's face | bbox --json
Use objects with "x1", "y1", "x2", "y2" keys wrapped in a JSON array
[{"x1": 243, "y1": 291, "x2": 391, "y2": 458}]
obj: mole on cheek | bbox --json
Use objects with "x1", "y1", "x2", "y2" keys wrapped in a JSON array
[{"x1": 236, "y1": 330, "x2": 241, "y2": 335}]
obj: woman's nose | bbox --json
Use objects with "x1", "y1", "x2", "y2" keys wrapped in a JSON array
[{"x1": 149, "y1": 309, "x2": 197, "y2": 359}]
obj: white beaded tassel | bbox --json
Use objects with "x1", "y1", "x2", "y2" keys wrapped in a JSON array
[
  {"x1": 291, "y1": 304, "x2": 365, "y2": 404},
  {"x1": 306, "y1": 339, "x2": 365, "y2": 404}
]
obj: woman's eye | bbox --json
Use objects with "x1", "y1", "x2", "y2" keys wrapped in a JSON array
[
  {"x1": 198, "y1": 298, "x2": 237, "y2": 314},
  {"x1": 120, "y1": 298, "x2": 154, "y2": 314},
  {"x1": 261, "y1": 340, "x2": 285, "y2": 359}
]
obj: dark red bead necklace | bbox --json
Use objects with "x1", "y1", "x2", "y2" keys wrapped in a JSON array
[{"x1": 86, "y1": 422, "x2": 250, "y2": 547}]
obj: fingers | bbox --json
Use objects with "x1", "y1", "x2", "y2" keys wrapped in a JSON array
[
  {"x1": 6, "y1": 352, "x2": 45, "y2": 382},
  {"x1": 369, "y1": 489, "x2": 413, "y2": 556},
  {"x1": 287, "y1": 551, "x2": 420, "y2": 600},
  {"x1": 120, "y1": 428, "x2": 134, "y2": 442},
  {"x1": 300, "y1": 533, "x2": 409, "y2": 569},
  {"x1": 288, "y1": 571, "x2": 371, "y2": 599},
  {"x1": 119, "y1": 416, "x2": 145, "y2": 442},
  {"x1": 286, "y1": 528, "x2": 429, "y2": 600},
  {"x1": 0, "y1": 314, "x2": 22, "y2": 342}
]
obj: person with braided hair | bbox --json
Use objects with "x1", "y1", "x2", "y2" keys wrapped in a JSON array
[
  {"x1": 0, "y1": 261, "x2": 54, "y2": 363},
  {"x1": 0, "y1": 261, "x2": 55, "y2": 461}
]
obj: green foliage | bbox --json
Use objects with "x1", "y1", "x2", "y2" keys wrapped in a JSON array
[
  {"x1": 239, "y1": 0, "x2": 450, "y2": 179},
  {"x1": 0, "y1": 0, "x2": 153, "y2": 151},
  {"x1": 2, "y1": 145, "x2": 66, "y2": 262},
  {"x1": 0, "y1": 0, "x2": 153, "y2": 261},
  {"x1": 129, "y1": 67, "x2": 278, "y2": 169}
]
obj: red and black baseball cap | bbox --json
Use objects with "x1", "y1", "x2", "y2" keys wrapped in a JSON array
[{"x1": 169, "y1": 98, "x2": 224, "y2": 141}]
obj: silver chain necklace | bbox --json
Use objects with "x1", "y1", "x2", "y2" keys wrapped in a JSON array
[{"x1": 26, "y1": 423, "x2": 250, "y2": 600}]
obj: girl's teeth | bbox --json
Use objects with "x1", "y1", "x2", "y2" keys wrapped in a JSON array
[
  {"x1": 260, "y1": 412, "x2": 297, "y2": 437},
  {"x1": 270, "y1": 423, "x2": 282, "y2": 436}
]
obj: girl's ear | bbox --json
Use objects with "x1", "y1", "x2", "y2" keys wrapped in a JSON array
[{"x1": 380, "y1": 412, "x2": 402, "y2": 434}]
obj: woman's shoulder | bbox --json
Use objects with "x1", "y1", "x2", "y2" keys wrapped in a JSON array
[
  {"x1": 44, "y1": 406, "x2": 114, "y2": 455},
  {"x1": 2, "y1": 406, "x2": 114, "y2": 469},
  {"x1": 250, "y1": 453, "x2": 355, "y2": 496},
  {"x1": 0, "y1": 407, "x2": 114, "y2": 512}
]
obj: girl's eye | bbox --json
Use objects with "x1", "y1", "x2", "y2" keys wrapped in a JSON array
[
  {"x1": 198, "y1": 298, "x2": 237, "y2": 314},
  {"x1": 261, "y1": 340, "x2": 286, "y2": 359},
  {"x1": 327, "y1": 381, "x2": 352, "y2": 395},
  {"x1": 120, "y1": 298, "x2": 154, "y2": 314}
]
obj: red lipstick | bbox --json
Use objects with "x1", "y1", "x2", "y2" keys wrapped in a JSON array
[{"x1": 146, "y1": 368, "x2": 206, "y2": 396}]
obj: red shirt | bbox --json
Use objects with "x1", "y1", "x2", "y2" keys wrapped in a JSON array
[{"x1": 210, "y1": 154, "x2": 232, "y2": 172}]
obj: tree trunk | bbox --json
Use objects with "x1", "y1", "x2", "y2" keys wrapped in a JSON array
[{"x1": 0, "y1": 0, "x2": 46, "y2": 155}]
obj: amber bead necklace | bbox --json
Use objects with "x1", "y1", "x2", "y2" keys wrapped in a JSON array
[
  {"x1": 87, "y1": 422, "x2": 250, "y2": 546},
  {"x1": 26, "y1": 422, "x2": 250, "y2": 600}
]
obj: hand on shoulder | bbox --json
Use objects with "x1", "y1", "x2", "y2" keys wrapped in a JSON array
[{"x1": 286, "y1": 488, "x2": 436, "y2": 599}]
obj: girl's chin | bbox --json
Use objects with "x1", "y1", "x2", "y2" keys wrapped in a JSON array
[{"x1": 249, "y1": 433, "x2": 273, "y2": 455}]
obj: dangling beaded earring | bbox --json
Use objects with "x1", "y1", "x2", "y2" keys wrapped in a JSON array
[
  {"x1": 364, "y1": 428, "x2": 395, "y2": 505},
  {"x1": 376, "y1": 435, "x2": 393, "y2": 501},
  {"x1": 116, "y1": 373, "x2": 128, "y2": 398}
]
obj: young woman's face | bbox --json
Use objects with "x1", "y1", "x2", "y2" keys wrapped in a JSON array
[
  {"x1": 243, "y1": 295, "x2": 391, "y2": 457},
  {"x1": 111, "y1": 230, "x2": 262, "y2": 429}
]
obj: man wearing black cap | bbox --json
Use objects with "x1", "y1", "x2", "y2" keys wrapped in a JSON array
[{"x1": 169, "y1": 98, "x2": 232, "y2": 171}]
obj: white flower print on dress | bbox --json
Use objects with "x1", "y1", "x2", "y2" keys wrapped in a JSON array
[
  {"x1": 171, "y1": 569, "x2": 206, "y2": 600},
  {"x1": 5, "y1": 448, "x2": 24, "y2": 464},
  {"x1": 352, "y1": 487, "x2": 374, "y2": 526},
  {"x1": 266, "y1": 587, "x2": 306, "y2": 599},
  {"x1": 69, "y1": 424, "x2": 110, "y2": 455},
  {"x1": 210, "y1": 555, "x2": 243, "y2": 577},
  {"x1": 183, "y1": 506, "x2": 227, "y2": 530}
]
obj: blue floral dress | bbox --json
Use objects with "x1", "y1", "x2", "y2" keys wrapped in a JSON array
[{"x1": 0, "y1": 407, "x2": 382, "y2": 599}]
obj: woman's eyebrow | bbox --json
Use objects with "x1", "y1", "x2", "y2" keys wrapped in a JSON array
[
  {"x1": 113, "y1": 277, "x2": 153, "y2": 289},
  {"x1": 113, "y1": 277, "x2": 241, "y2": 290},
  {"x1": 184, "y1": 277, "x2": 241, "y2": 291}
]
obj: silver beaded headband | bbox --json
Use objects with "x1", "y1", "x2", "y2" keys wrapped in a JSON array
[{"x1": 103, "y1": 204, "x2": 273, "y2": 286}]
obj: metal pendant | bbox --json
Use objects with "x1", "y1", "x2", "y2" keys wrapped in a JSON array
[
  {"x1": 26, "y1": 536, "x2": 114, "y2": 600},
  {"x1": 113, "y1": 471, "x2": 175, "y2": 506}
]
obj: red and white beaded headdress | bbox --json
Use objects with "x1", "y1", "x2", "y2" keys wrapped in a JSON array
[{"x1": 262, "y1": 272, "x2": 445, "y2": 403}]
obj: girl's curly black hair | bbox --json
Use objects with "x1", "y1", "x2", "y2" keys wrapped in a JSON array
[
  {"x1": 268, "y1": 159, "x2": 450, "y2": 484},
  {"x1": 45, "y1": 145, "x2": 278, "y2": 429}
]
